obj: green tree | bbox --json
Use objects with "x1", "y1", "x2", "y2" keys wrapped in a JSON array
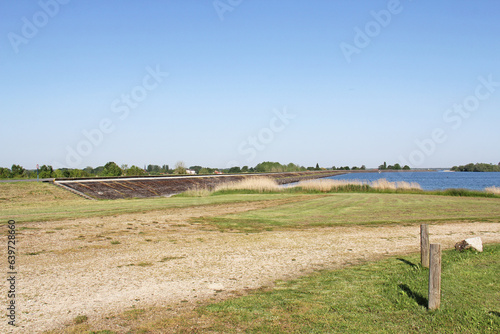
[
  {"x1": 241, "y1": 166, "x2": 249, "y2": 173},
  {"x1": 54, "y1": 168, "x2": 70, "y2": 178},
  {"x1": 147, "y1": 164, "x2": 161, "y2": 174},
  {"x1": 254, "y1": 161, "x2": 304, "y2": 173},
  {"x1": 199, "y1": 167, "x2": 211, "y2": 175},
  {"x1": 83, "y1": 166, "x2": 94, "y2": 175},
  {"x1": 70, "y1": 169, "x2": 90, "y2": 178},
  {"x1": 39, "y1": 165, "x2": 55, "y2": 178},
  {"x1": 228, "y1": 166, "x2": 241, "y2": 173},
  {"x1": 126, "y1": 165, "x2": 145, "y2": 176},
  {"x1": 315, "y1": 163, "x2": 320, "y2": 170},
  {"x1": 403, "y1": 165, "x2": 411, "y2": 170},
  {"x1": 173, "y1": 161, "x2": 187, "y2": 174},
  {"x1": 0, "y1": 167, "x2": 10, "y2": 178},
  {"x1": 451, "y1": 162, "x2": 500, "y2": 172},
  {"x1": 11, "y1": 164, "x2": 25, "y2": 177},
  {"x1": 103, "y1": 162, "x2": 122, "y2": 177}
]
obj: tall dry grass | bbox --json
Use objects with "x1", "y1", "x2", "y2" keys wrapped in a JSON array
[
  {"x1": 180, "y1": 177, "x2": 423, "y2": 196},
  {"x1": 214, "y1": 177, "x2": 281, "y2": 193},
  {"x1": 295, "y1": 178, "x2": 422, "y2": 192},
  {"x1": 294, "y1": 179, "x2": 365, "y2": 192},
  {"x1": 181, "y1": 187, "x2": 212, "y2": 197},
  {"x1": 485, "y1": 186, "x2": 500, "y2": 195},
  {"x1": 370, "y1": 179, "x2": 422, "y2": 190}
]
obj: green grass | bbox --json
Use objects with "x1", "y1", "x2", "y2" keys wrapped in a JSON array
[
  {"x1": 0, "y1": 182, "x2": 303, "y2": 223},
  {"x1": 3, "y1": 182, "x2": 499, "y2": 225},
  {"x1": 197, "y1": 193, "x2": 500, "y2": 232},
  {"x1": 153, "y1": 244, "x2": 499, "y2": 333}
]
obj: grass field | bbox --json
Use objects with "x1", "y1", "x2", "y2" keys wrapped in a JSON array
[
  {"x1": 2, "y1": 181, "x2": 499, "y2": 333},
  {"x1": 197, "y1": 193, "x2": 500, "y2": 232},
  {"x1": 2, "y1": 182, "x2": 500, "y2": 227},
  {"x1": 0, "y1": 182, "x2": 304, "y2": 223}
]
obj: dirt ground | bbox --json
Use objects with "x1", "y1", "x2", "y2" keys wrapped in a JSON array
[{"x1": 1, "y1": 201, "x2": 499, "y2": 333}]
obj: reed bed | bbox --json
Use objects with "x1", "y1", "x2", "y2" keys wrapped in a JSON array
[
  {"x1": 369, "y1": 178, "x2": 422, "y2": 190},
  {"x1": 295, "y1": 178, "x2": 422, "y2": 192},
  {"x1": 181, "y1": 187, "x2": 213, "y2": 197},
  {"x1": 214, "y1": 177, "x2": 281, "y2": 193},
  {"x1": 179, "y1": 177, "x2": 500, "y2": 197},
  {"x1": 484, "y1": 186, "x2": 500, "y2": 195},
  {"x1": 294, "y1": 179, "x2": 368, "y2": 192}
]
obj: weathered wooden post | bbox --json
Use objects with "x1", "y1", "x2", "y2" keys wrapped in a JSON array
[
  {"x1": 420, "y1": 224, "x2": 429, "y2": 268},
  {"x1": 428, "y1": 243, "x2": 442, "y2": 310}
]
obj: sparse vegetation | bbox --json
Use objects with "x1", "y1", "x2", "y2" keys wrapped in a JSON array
[
  {"x1": 73, "y1": 314, "x2": 88, "y2": 324},
  {"x1": 137, "y1": 262, "x2": 153, "y2": 267},
  {"x1": 160, "y1": 256, "x2": 185, "y2": 262}
]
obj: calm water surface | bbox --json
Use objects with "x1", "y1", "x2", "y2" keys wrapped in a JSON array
[{"x1": 325, "y1": 172, "x2": 500, "y2": 191}]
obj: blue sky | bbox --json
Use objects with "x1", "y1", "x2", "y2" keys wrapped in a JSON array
[{"x1": 1, "y1": 0, "x2": 499, "y2": 169}]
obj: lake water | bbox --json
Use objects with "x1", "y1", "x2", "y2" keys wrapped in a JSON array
[{"x1": 324, "y1": 172, "x2": 500, "y2": 191}]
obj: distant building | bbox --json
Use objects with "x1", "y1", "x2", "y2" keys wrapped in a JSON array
[
  {"x1": 186, "y1": 169, "x2": 196, "y2": 175},
  {"x1": 214, "y1": 170, "x2": 223, "y2": 174}
]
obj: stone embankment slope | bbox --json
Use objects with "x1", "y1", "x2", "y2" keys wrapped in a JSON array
[{"x1": 53, "y1": 170, "x2": 354, "y2": 199}]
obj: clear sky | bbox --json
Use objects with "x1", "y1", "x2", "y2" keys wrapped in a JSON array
[{"x1": 1, "y1": 0, "x2": 499, "y2": 169}]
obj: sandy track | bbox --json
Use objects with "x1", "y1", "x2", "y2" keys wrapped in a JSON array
[{"x1": 1, "y1": 202, "x2": 499, "y2": 333}]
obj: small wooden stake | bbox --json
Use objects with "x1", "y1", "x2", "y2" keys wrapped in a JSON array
[
  {"x1": 420, "y1": 224, "x2": 429, "y2": 268},
  {"x1": 428, "y1": 243, "x2": 441, "y2": 310}
]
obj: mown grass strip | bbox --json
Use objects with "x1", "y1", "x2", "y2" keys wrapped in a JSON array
[{"x1": 197, "y1": 193, "x2": 500, "y2": 232}]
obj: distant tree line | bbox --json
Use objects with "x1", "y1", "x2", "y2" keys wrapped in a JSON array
[
  {"x1": 332, "y1": 165, "x2": 366, "y2": 171},
  {"x1": 378, "y1": 162, "x2": 410, "y2": 170},
  {"x1": 254, "y1": 162, "x2": 307, "y2": 173},
  {"x1": 451, "y1": 163, "x2": 500, "y2": 172},
  {"x1": 0, "y1": 162, "x2": 155, "y2": 179},
  {"x1": 1, "y1": 160, "x2": 410, "y2": 179}
]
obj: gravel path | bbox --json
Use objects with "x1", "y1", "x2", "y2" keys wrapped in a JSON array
[{"x1": 1, "y1": 202, "x2": 499, "y2": 333}]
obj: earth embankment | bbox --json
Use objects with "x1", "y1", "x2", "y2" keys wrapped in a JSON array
[{"x1": 54, "y1": 170, "x2": 358, "y2": 200}]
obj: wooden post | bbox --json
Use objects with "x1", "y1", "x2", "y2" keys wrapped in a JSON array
[
  {"x1": 420, "y1": 224, "x2": 429, "y2": 268},
  {"x1": 428, "y1": 243, "x2": 441, "y2": 310}
]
